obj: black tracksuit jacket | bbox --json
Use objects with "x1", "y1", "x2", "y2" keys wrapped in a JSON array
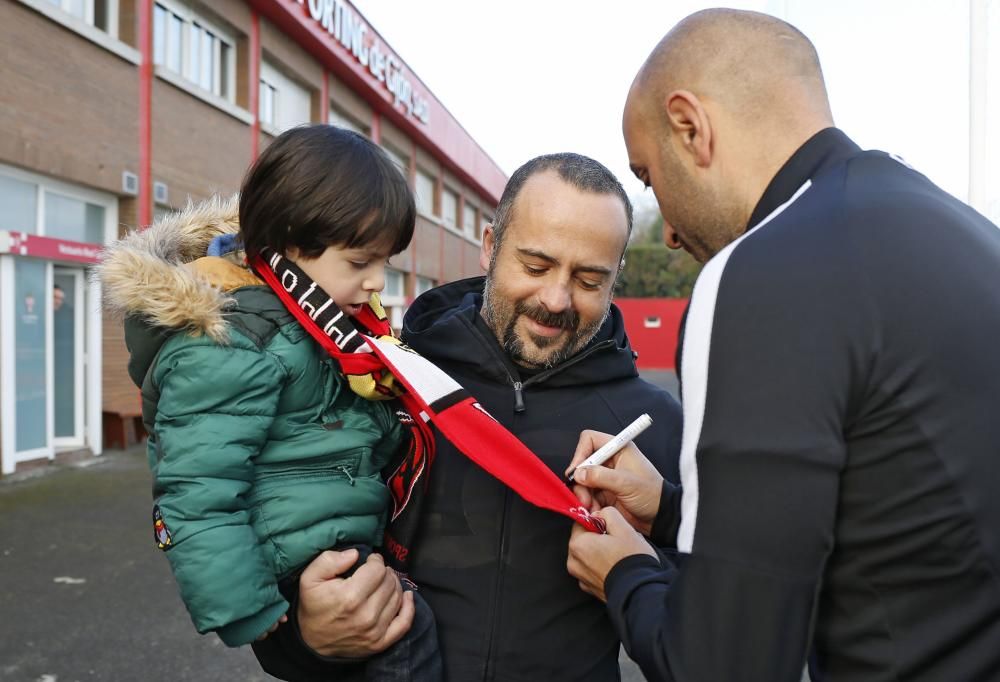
[
  {"x1": 605, "y1": 128, "x2": 1000, "y2": 682},
  {"x1": 252, "y1": 278, "x2": 682, "y2": 681}
]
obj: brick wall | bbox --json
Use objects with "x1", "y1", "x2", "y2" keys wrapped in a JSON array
[
  {"x1": 151, "y1": 80, "x2": 252, "y2": 205},
  {"x1": 0, "y1": 2, "x2": 139, "y2": 196}
]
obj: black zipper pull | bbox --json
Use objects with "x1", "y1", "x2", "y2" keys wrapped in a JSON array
[{"x1": 513, "y1": 381, "x2": 525, "y2": 413}]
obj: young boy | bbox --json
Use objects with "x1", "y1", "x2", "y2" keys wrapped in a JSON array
[{"x1": 99, "y1": 125, "x2": 440, "y2": 680}]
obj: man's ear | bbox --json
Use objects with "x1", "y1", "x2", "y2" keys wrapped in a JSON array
[
  {"x1": 662, "y1": 89, "x2": 713, "y2": 168},
  {"x1": 479, "y1": 225, "x2": 496, "y2": 271}
]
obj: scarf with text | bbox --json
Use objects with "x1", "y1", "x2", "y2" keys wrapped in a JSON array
[{"x1": 251, "y1": 250, "x2": 606, "y2": 572}]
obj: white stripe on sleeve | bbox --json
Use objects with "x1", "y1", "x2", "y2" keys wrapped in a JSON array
[{"x1": 677, "y1": 181, "x2": 813, "y2": 553}]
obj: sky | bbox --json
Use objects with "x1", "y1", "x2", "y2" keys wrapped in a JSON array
[{"x1": 351, "y1": 0, "x2": 996, "y2": 221}]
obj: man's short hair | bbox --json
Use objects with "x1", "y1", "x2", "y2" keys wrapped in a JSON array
[
  {"x1": 239, "y1": 124, "x2": 415, "y2": 259},
  {"x1": 490, "y1": 153, "x2": 633, "y2": 259}
]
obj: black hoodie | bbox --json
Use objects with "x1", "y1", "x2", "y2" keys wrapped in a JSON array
[
  {"x1": 401, "y1": 277, "x2": 682, "y2": 682},
  {"x1": 252, "y1": 277, "x2": 682, "y2": 682}
]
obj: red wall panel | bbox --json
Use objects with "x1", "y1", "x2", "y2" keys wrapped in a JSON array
[{"x1": 615, "y1": 298, "x2": 688, "y2": 370}]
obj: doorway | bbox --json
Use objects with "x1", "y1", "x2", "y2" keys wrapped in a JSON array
[{"x1": 53, "y1": 267, "x2": 86, "y2": 449}]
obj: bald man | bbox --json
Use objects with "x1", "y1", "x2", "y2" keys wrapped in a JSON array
[{"x1": 566, "y1": 8, "x2": 1000, "y2": 682}]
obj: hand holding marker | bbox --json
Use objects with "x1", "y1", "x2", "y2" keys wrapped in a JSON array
[{"x1": 567, "y1": 414, "x2": 653, "y2": 483}]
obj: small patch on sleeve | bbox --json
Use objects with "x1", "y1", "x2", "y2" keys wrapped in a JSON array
[{"x1": 153, "y1": 505, "x2": 173, "y2": 551}]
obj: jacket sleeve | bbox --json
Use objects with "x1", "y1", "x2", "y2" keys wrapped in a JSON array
[
  {"x1": 603, "y1": 240, "x2": 866, "y2": 681},
  {"x1": 151, "y1": 337, "x2": 289, "y2": 646}
]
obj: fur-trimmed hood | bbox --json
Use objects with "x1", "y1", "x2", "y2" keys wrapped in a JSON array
[{"x1": 96, "y1": 195, "x2": 260, "y2": 342}]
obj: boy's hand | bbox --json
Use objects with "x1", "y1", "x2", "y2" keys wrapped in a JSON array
[
  {"x1": 297, "y1": 549, "x2": 414, "y2": 657},
  {"x1": 256, "y1": 613, "x2": 289, "y2": 641}
]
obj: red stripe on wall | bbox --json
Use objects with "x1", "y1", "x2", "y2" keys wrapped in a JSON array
[
  {"x1": 320, "y1": 71, "x2": 330, "y2": 124},
  {"x1": 138, "y1": 0, "x2": 153, "y2": 227},
  {"x1": 250, "y1": 10, "x2": 261, "y2": 160}
]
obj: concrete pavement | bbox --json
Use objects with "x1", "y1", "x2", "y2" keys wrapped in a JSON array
[{"x1": 0, "y1": 449, "x2": 268, "y2": 682}]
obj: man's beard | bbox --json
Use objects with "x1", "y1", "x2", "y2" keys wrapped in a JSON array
[{"x1": 482, "y1": 276, "x2": 609, "y2": 370}]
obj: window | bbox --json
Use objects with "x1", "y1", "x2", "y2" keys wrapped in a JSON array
[
  {"x1": 381, "y1": 268, "x2": 406, "y2": 331},
  {"x1": 329, "y1": 106, "x2": 368, "y2": 136},
  {"x1": 153, "y1": 204, "x2": 175, "y2": 222},
  {"x1": 0, "y1": 166, "x2": 112, "y2": 244},
  {"x1": 441, "y1": 188, "x2": 458, "y2": 230},
  {"x1": 259, "y1": 60, "x2": 311, "y2": 133},
  {"x1": 154, "y1": 1, "x2": 235, "y2": 101},
  {"x1": 415, "y1": 169, "x2": 435, "y2": 217},
  {"x1": 0, "y1": 175, "x2": 39, "y2": 233},
  {"x1": 383, "y1": 268, "x2": 405, "y2": 300},
  {"x1": 259, "y1": 80, "x2": 277, "y2": 128},
  {"x1": 44, "y1": 0, "x2": 117, "y2": 35},
  {"x1": 381, "y1": 144, "x2": 409, "y2": 176},
  {"x1": 462, "y1": 203, "x2": 478, "y2": 240},
  {"x1": 415, "y1": 276, "x2": 436, "y2": 296},
  {"x1": 44, "y1": 192, "x2": 106, "y2": 244}
]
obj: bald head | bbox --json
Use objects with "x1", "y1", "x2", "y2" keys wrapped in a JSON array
[
  {"x1": 630, "y1": 9, "x2": 833, "y2": 135},
  {"x1": 621, "y1": 10, "x2": 835, "y2": 261}
]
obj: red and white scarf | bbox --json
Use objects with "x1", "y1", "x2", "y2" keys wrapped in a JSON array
[{"x1": 251, "y1": 250, "x2": 605, "y2": 572}]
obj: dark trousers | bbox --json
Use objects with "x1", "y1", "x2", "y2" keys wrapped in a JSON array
[{"x1": 362, "y1": 584, "x2": 441, "y2": 681}]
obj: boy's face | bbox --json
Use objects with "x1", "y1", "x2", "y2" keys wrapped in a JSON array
[{"x1": 287, "y1": 244, "x2": 391, "y2": 316}]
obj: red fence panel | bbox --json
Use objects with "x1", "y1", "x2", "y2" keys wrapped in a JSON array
[{"x1": 615, "y1": 298, "x2": 688, "y2": 370}]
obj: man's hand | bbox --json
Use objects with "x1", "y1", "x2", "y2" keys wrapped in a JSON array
[
  {"x1": 567, "y1": 507, "x2": 657, "y2": 602},
  {"x1": 566, "y1": 430, "x2": 664, "y2": 536},
  {"x1": 297, "y1": 549, "x2": 414, "y2": 658}
]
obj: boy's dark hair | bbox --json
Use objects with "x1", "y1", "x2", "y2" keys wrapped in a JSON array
[{"x1": 239, "y1": 124, "x2": 415, "y2": 260}]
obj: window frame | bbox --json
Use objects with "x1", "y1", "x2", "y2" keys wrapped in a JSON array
[
  {"x1": 153, "y1": 0, "x2": 236, "y2": 103},
  {"x1": 414, "y1": 168, "x2": 437, "y2": 220},
  {"x1": 415, "y1": 275, "x2": 436, "y2": 296},
  {"x1": 462, "y1": 202, "x2": 479, "y2": 241},
  {"x1": 328, "y1": 105, "x2": 369, "y2": 136},
  {"x1": 440, "y1": 186, "x2": 459, "y2": 232},
  {"x1": 0, "y1": 164, "x2": 116, "y2": 246},
  {"x1": 18, "y1": 0, "x2": 132, "y2": 58},
  {"x1": 258, "y1": 59, "x2": 313, "y2": 135},
  {"x1": 380, "y1": 144, "x2": 409, "y2": 177}
]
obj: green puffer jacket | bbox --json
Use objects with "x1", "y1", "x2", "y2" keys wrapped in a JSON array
[{"x1": 98, "y1": 197, "x2": 404, "y2": 647}]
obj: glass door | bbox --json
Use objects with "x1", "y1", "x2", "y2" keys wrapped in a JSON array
[
  {"x1": 12, "y1": 258, "x2": 51, "y2": 458},
  {"x1": 53, "y1": 267, "x2": 86, "y2": 448}
]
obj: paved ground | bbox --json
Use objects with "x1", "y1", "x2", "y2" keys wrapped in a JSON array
[{"x1": 0, "y1": 371, "x2": 678, "y2": 682}]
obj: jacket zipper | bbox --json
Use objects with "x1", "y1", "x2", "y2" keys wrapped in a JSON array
[
  {"x1": 337, "y1": 465, "x2": 355, "y2": 486},
  {"x1": 483, "y1": 485, "x2": 512, "y2": 681},
  {"x1": 512, "y1": 381, "x2": 525, "y2": 412},
  {"x1": 253, "y1": 459, "x2": 359, "y2": 488},
  {"x1": 470, "y1": 326, "x2": 615, "y2": 677},
  {"x1": 511, "y1": 339, "x2": 616, "y2": 414}
]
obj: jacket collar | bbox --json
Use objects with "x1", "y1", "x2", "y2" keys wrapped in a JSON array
[{"x1": 746, "y1": 127, "x2": 861, "y2": 231}]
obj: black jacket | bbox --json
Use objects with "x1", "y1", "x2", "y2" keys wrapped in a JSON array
[
  {"x1": 401, "y1": 278, "x2": 681, "y2": 682},
  {"x1": 606, "y1": 128, "x2": 1000, "y2": 681},
  {"x1": 252, "y1": 277, "x2": 682, "y2": 681}
]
